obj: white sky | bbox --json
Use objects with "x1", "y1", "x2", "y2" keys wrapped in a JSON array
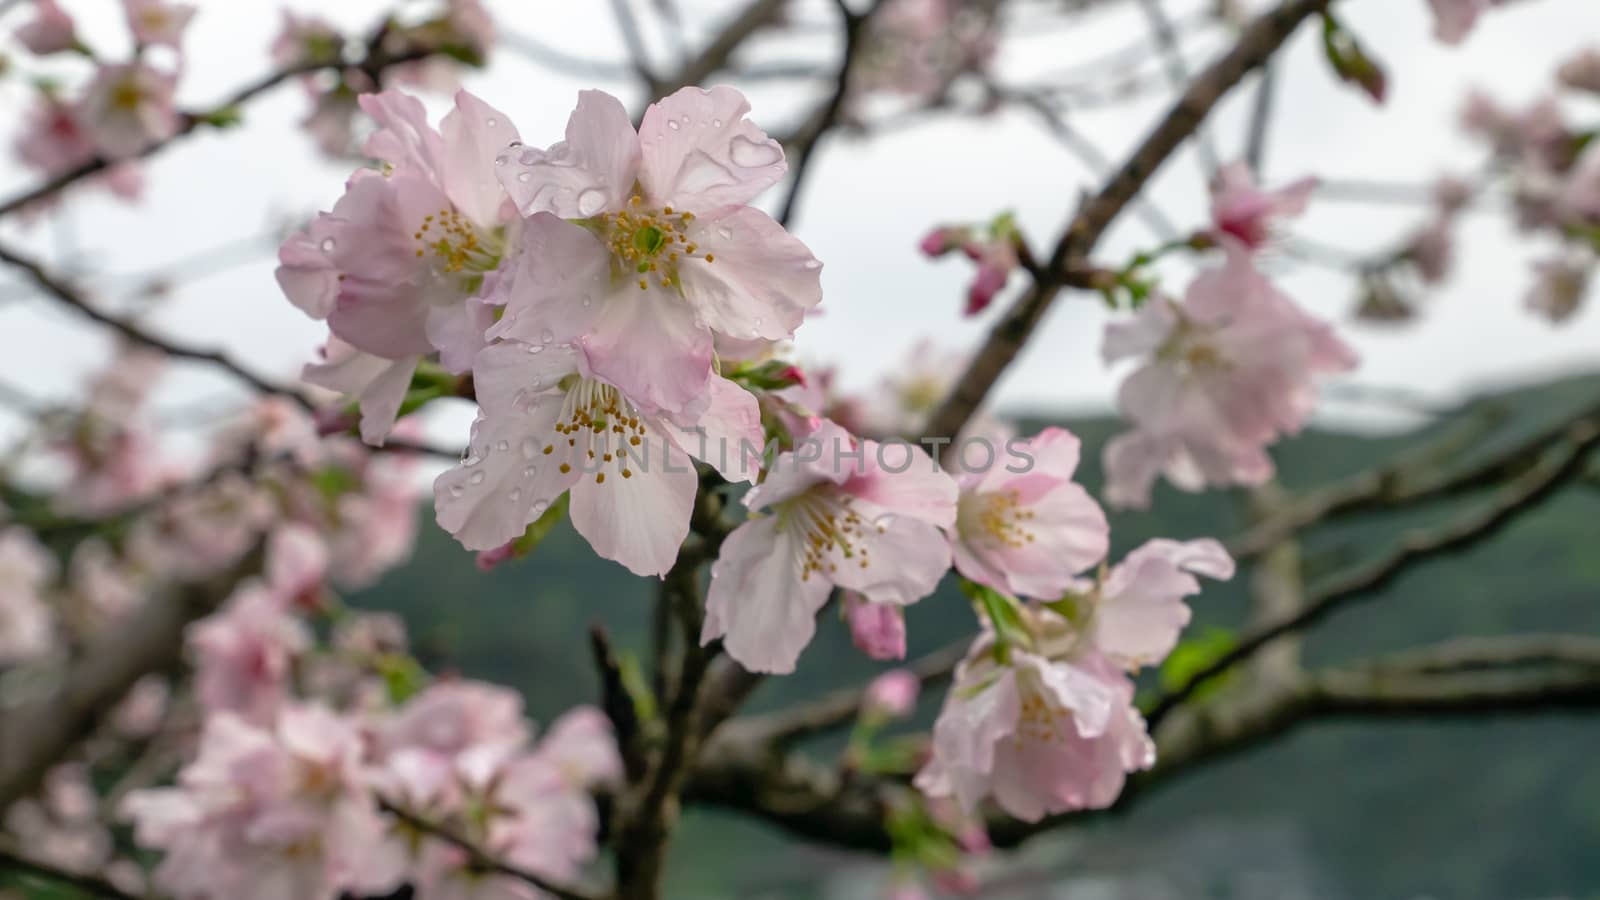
[{"x1": 0, "y1": 0, "x2": 1597, "y2": 458}]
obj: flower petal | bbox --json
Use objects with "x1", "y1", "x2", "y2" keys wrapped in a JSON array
[
  {"x1": 499, "y1": 89, "x2": 639, "y2": 218},
  {"x1": 703, "y1": 516, "x2": 832, "y2": 674},
  {"x1": 638, "y1": 85, "x2": 787, "y2": 210},
  {"x1": 675, "y1": 206, "x2": 822, "y2": 341},
  {"x1": 568, "y1": 442, "x2": 696, "y2": 578},
  {"x1": 434, "y1": 409, "x2": 579, "y2": 551}
]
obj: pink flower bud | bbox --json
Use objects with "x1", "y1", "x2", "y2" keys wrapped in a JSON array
[
  {"x1": 476, "y1": 540, "x2": 517, "y2": 572},
  {"x1": 919, "y1": 227, "x2": 958, "y2": 257},
  {"x1": 847, "y1": 592, "x2": 907, "y2": 660},
  {"x1": 864, "y1": 669, "x2": 920, "y2": 720}
]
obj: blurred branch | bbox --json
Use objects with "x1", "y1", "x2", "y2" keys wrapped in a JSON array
[
  {"x1": 0, "y1": 844, "x2": 139, "y2": 900},
  {"x1": 652, "y1": 0, "x2": 791, "y2": 98},
  {"x1": 0, "y1": 31, "x2": 433, "y2": 219},
  {"x1": 1149, "y1": 412, "x2": 1600, "y2": 728},
  {"x1": 1226, "y1": 395, "x2": 1596, "y2": 560},
  {"x1": 925, "y1": 0, "x2": 1338, "y2": 445},
  {"x1": 500, "y1": 30, "x2": 635, "y2": 80},
  {"x1": 381, "y1": 801, "x2": 606, "y2": 900},
  {"x1": 0, "y1": 548, "x2": 259, "y2": 813},
  {"x1": 775, "y1": 0, "x2": 883, "y2": 228},
  {"x1": 610, "y1": 0, "x2": 660, "y2": 86},
  {"x1": 1136, "y1": 0, "x2": 1220, "y2": 175},
  {"x1": 1244, "y1": 61, "x2": 1278, "y2": 171}
]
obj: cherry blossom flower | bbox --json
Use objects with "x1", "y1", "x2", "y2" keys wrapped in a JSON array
[
  {"x1": 949, "y1": 427, "x2": 1108, "y2": 600},
  {"x1": 1209, "y1": 162, "x2": 1316, "y2": 251},
  {"x1": 1074, "y1": 538, "x2": 1235, "y2": 670},
  {"x1": 188, "y1": 585, "x2": 312, "y2": 724},
  {"x1": 493, "y1": 87, "x2": 822, "y2": 414},
  {"x1": 914, "y1": 629, "x2": 1146, "y2": 821},
  {"x1": 378, "y1": 679, "x2": 531, "y2": 765},
  {"x1": 270, "y1": 11, "x2": 343, "y2": 68},
  {"x1": 854, "y1": 0, "x2": 995, "y2": 101},
  {"x1": 123, "y1": 0, "x2": 196, "y2": 48},
  {"x1": 703, "y1": 420, "x2": 958, "y2": 674},
  {"x1": 301, "y1": 335, "x2": 418, "y2": 447},
  {"x1": 846, "y1": 590, "x2": 908, "y2": 660},
  {"x1": 75, "y1": 62, "x2": 179, "y2": 159},
  {"x1": 279, "y1": 89, "x2": 519, "y2": 395},
  {"x1": 15, "y1": 96, "x2": 144, "y2": 209},
  {"x1": 67, "y1": 538, "x2": 143, "y2": 631},
  {"x1": 15, "y1": 0, "x2": 79, "y2": 54},
  {"x1": 533, "y1": 706, "x2": 623, "y2": 789},
  {"x1": 1101, "y1": 248, "x2": 1356, "y2": 508},
  {"x1": 434, "y1": 341, "x2": 762, "y2": 576},
  {"x1": 1525, "y1": 251, "x2": 1593, "y2": 324},
  {"x1": 1426, "y1": 0, "x2": 1508, "y2": 45},
  {"x1": 124, "y1": 704, "x2": 405, "y2": 900},
  {"x1": 0, "y1": 528, "x2": 57, "y2": 664},
  {"x1": 1406, "y1": 215, "x2": 1455, "y2": 285}
]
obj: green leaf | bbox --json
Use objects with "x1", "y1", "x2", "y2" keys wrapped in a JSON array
[
  {"x1": 199, "y1": 105, "x2": 244, "y2": 128},
  {"x1": 959, "y1": 579, "x2": 1032, "y2": 659},
  {"x1": 1158, "y1": 626, "x2": 1238, "y2": 698},
  {"x1": 1321, "y1": 13, "x2": 1387, "y2": 104},
  {"x1": 616, "y1": 651, "x2": 659, "y2": 723},
  {"x1": 308, "y1": 464, "x2": 360, "y2": 502},
  {"x1": 376, "y1": 652, "x2": 430, "y2": 704}
]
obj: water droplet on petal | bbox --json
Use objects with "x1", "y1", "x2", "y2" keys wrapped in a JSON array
[
  {"x1": 716, "y1": 226, "x2": 733, "y2": 240},
  {"x1": 519, "y1": 149, "x2": 539, "y2": 165},
  {"x1": 576, "y1": 188, "x2": 607, "y2": 216},
  {"x1": 540, "y1": 328, "x2": 554, "y2": 343},
  {"x1": 494, "y1": 153, "x2": 508, "y2": 167},
  {"x1": 667, "y1": 119, "x2": 681, "y2": 131},
  {"x1": 487, "y1": 117, "x2": 498, "y2": 127},
  {"x1": 712, "y1": 118, "x2": 723, "y2": 127},
  {"x1": 729, "y1": 136, "x2": 781, "y2": 168},
  {"x1": 529, "y1": 344, "x2": 543, "y2": 354},
  {"x1": 449, "y1": 484, "x2": 464, "y2": 498},
  {"x1": 523, "y1": 466, "x2": 538, "y2": 478},
  {"x1": 531, "y1": 501, "x2": 549, "y2": 516},
  {"x1": 508, "y1": 488, "x2": 522, "y2": 502},
  {"x1": 803, "y1": 259, "x2": 822, "y2": 270},
  {"x1": 319, "y1": 237, "x2": 336, "y2": 253},
  {"x1": 469, "y1": 471, "x2": 487, "y2": 485},
  {"x1": 508, "y1": 140, "x2": 522, "y2": 149},
  {"x1": 517, "y1": 172, "x2": 532, "y2": 183},
  {"x1": 463, "y1": 454, "x2": 482, "y2": 468},
  {"x1": 874, "y1": 513, "x2": 897, "y2": 530},
  {"x1": 521, "y1": 439, "x2": 539, "y2": 460},
  {"x1": 496, "y1": 440, "x2": 511, "y2": 452}
]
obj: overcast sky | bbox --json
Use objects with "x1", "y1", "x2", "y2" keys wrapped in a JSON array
[{"x1": 0, "y1": 0, "x2": 1597, "y2": 460}]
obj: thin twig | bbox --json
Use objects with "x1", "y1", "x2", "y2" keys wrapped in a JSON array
[
  {"x1": 381, "y1": 801, "x2": 606, "y2": 900},
  {"x1": 1136, "y1": 0, "x2": 1221, "y2": 176}
]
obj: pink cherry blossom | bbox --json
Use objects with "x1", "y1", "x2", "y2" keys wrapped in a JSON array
[
  {"x1": 270, "y1": 11, "x2": 343, "y2": 67},
  {"x1": 864, "y1": 669, "x2": 921, "y2": 720},
  {"x1": 434, "y1": 341, "x2": 762, "y2": 576},
  {"x1": 265, "y1": 524, "x2": 329, "y2": 609},
  {"x1": 1525, "y1": 251, "x2": 1592, "y2": 324},
  {"x1": 949, "y1": 427, "x2": 1108, "y2": 600},
  {"x1": 327, "y1": 451, "x2": 421, "y2": 588},
  {"x1": 1428, "y1": 0, "x2": 1490, "y2": 45},
  {"x1": 1082, "y1": 538, "x2": 1234, "y2": 670},
  {"x1": 534, "y1": 706, "x2": 623, "y2": 789},
  {"x1": 1461, "y1": 91, "x2": 1570, "y2": 169},
  {"x1": 492, "y1": 87, "x2": 822, "y2": 414},
  {"x1": 75, "y1": 62, "x2": 179, "y2": 159},
  {"x1": 15, "y1": 0, "x2": 78, "y2": 54},
  {"x1": 301, "y1": 335, "x2": 418, "y2": 447},
  {"x1": 188, "y1": 585, "x2": 312, "y2": 724},
  {"x1": 703, "y1": 420, "x2": 958, "y2": 673},
  {"x1": 1407, "y1": 215, "x2": 1455, "y2": 285},
  {"x1": 846, "y1": 590, "x2": 908, "y2": 660},
  {"x1": 1209, "y1": 161, "x2": 1316, "y2": 251},
  {"x1": 379, "y1": 679, "x2": 531, "y2": 764},
  {"x1": 1101, "y1": 247, "x2": 1356, "y2": 508},
  {"x1": 914, "y1": 633, "x2": 1149, "y2": 821},
  {"x1": 14, "y1": 96, "x2": 144, "y2": 212},
  {"x1": 123, "y1": 0, "x2": 196, "y2": 48},
  {"x1": 67, "y1": 538, "x2": 143, "y2": 631},
  {"x1": 124, "y1": 704, "x2": 404, "y2": 900},
  {"x1": 920, "y1": 224, "x2": 1019, "y2": 316},
  {"x1": 0, "y1": 528, "x2": 57, "y2": 664},
  {"x1": 854, "y1": 0, "x2": 995, "y2": 101},
  {"x1": 280, "y1": 89, "x2": 519, "y2": 400}
]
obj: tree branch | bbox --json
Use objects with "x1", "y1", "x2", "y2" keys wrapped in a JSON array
[
  {"x1": 924, "y1": 0, "x2": 1336, "y2": 445},
  {"x1": 0, "y1": 845, "x2": 140, "y2": 900},
  {"x1": 1147, "y1": 413, "x2": 1600, "y2": 729},
  {"x1": 381, "y1": 801, "x2": 606, "y2": 900}
]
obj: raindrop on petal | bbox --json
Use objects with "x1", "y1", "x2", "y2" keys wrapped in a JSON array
[
  {"x1": 576, "y1": 188, "x2": 607, "y2": 216},
  {"x1": 469, "y1": 471, "x2": 487, "y2": 485},
  {"x1": 319, "y1": 237, "x2": 336, "y2": 253},
  {"x1": 521, "y1": 439, "x2": 540, "y2": 459},
  {"x1": 729, "y1": 136, "x2": 781, "y2": 167}
]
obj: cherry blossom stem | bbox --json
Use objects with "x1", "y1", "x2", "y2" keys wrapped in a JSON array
[{"x1": 923, "y1": 0, "x2": 1337, "y2": 446}]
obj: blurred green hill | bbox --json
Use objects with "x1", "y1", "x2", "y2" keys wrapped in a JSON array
[{"x1": 356, "y1": 373, "x2": 1600, "y2": 900}]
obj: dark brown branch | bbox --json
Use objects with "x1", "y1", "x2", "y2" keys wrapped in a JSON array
[
  {"x1": 775, "y1": 0, "x2": 882, "y2": 228},
  {"x1": 382, "y1": 801, "x2": 606, "y2": 900},
  {"x1": 652, "y1": 0, "x2": 791, "y2": 98},
  {"x1": 924, "y1": 0, "x2": 1336, "y2": 445},
  {"x1": 0, "y1": 240, "x2": 313, "y2": 411},
  {"x1": 1146, "y1": 413, "x2": 1600, "y2": 729}
]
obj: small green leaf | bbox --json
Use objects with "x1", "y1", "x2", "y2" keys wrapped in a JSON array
[
  {"x1": 1158, "y1": 626, "x2": 1238, "y2": 698},
  {"x1": 376, "y1": 652, "x2": 430, "y2": 704}
]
